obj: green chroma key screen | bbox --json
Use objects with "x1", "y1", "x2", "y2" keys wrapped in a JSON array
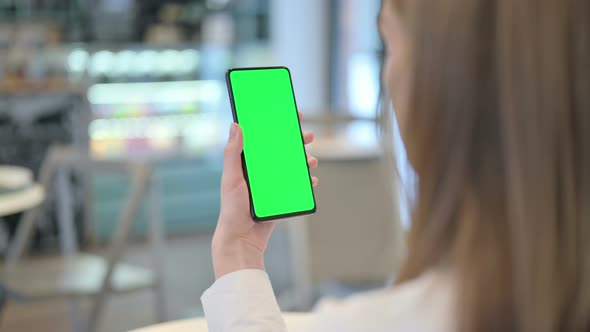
[{"x1": 226, "y1": 67, "x2": 316, "y2": 221}]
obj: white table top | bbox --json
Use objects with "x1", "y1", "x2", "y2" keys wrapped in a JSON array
[
  {"x1": 131, "y1": 312, "x2": 313, "y2": 332},
  {"x1": 0, "y1": 184, "x2": 44, "y2": 218},
  {"x1": 0, "y1": 166, "x2": 33, "y2": 190},
  {"x1": 0, "y1": 165, "x2": 44, "y2": 217}
]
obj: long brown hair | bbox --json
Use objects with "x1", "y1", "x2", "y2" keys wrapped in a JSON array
[{"x1": 388, "y1": 0, "x2": 590, "y2": 331}]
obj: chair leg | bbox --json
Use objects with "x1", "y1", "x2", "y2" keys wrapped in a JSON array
[
  {"x1": 148, "y1": 176, "x2": 167, "y2": 323},
  {"x1": 56, "y1": 168, "x2": 79, "y2": 256},
  {"x1": 5, "y1": 145, "x2": 64, "y2": 264},
  {"x1": 5, "y1": 205, "x2": 42, "y2": 264},
  {"x1": 87, "y1": 164, "x2": 150, "y2": 332},
  {"x1": 67, "y1": 296, "x2": 86, "y2": 332},
  {"x1": 0, "y1": 286, "x2": 6, "y2": 329}
]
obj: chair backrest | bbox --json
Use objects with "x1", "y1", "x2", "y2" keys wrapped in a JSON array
[{"x1": 5, "y1": 146, "x2": 153, "y2": 265}]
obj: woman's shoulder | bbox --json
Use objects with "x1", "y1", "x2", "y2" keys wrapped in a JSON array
[{"x1": 311, "y1": 269, "x2": 455, "y2": 332}]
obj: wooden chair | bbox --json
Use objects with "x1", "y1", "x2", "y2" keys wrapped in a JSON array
[{"x1": 1, "y1": 146, "x2": 167, "y2": 332}]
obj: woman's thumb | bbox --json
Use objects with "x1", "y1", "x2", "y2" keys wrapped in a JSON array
[{"x1": 222, "y1": 123, "x2": 244, "y2": 186}]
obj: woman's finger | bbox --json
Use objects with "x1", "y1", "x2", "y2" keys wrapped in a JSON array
[
  {"x1": 307, "y1": 155, "x2": 318, "y2": 169},
  {"x1": 303, "y1": 131, "x2": 315, "y2": 145},
  {"x1": 221, "y1": 123, "x2": 245, "y2": 189},
  {"x1": 298, "y1": 111, "x2": 303, "y2": 121},
  {"x1": 311, "y1": 176, "x2": 319, "y2": 187}
]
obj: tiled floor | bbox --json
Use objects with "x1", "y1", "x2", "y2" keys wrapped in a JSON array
[{"x1": 2, "y1": 233, "x2": 217, "y2": 332}]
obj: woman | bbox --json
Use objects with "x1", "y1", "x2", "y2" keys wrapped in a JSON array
[{"x1": 202, "y1": 0, "x2": 590, "y2": 331}]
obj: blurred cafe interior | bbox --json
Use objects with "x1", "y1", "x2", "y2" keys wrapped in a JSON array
[{"x1": 0, "y1": 0, "x2": 411, "y2": 331}]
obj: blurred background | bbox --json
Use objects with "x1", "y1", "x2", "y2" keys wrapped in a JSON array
[{"x1": 0, "y1": 0, "x2": 410, "y2": 331}]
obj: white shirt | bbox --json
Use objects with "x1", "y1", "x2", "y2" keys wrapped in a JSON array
[{"x1": 201, "y1": 269, "x2": 455, "y2": 332}]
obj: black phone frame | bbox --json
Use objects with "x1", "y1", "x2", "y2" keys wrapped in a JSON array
[{"x1": 225, "y1": 66, "x2": 317, "y2": 222}]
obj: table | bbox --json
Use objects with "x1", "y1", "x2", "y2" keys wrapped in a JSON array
[
  {"x1": 0, "y1": 166, "x2": 44, "y2": 237},
  {"x1": 131, "y1": 312, "x2": 313, "y2": 332},
  {"x1": 0, "y1": 166, "x2": 33, "y2": 191},
  {"x1": 0, "y1": 156, "x2": 167, "y2": 332},
  {"x1": 0, "y1": 165, "x2": 45, "y2": 260},
  {"x1": 0, "y1": 185, "x2": 44, "y2": 218},
  {"x1": 0, "y1": 167, "x2": 45, "y2": 285},
  {"x1": 0, "y1": 165, "x2": 45, "y2": 302}
]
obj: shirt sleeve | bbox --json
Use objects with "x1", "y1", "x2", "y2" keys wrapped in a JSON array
[{"x1": 201, "y1": 269, "x2": 288, "y2": 332}]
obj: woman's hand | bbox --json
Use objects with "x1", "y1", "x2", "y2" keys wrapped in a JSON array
[{"x1": 212, "y1": 112, "x2": 318, "y2": 279}]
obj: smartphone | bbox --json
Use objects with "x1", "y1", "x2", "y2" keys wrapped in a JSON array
[{"x1": 226, "y1": 66, "x2": 317, "y2": 222}]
